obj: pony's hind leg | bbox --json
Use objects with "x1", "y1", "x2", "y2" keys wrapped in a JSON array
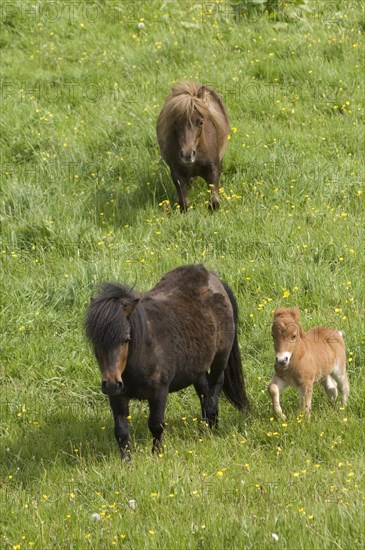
[
  {"x1": 320, "y1": 375, "x2": 338, "y2": 401},
  {"x1": 195, "y1": 353, "x2": 227, "y2": 428},
  {"x1": 148, "y1": 391, "x2": 168, "y2": 454},
  {"x1": 194, "y1": 372, "x2": 224, "y2": 428},
  {"x1": 206, "y1": 370, "x2": 225, "y2": 428},
  {"x1": 331, "y1": 365, "x2": 350, "y2": 406},
  {"x1": 299, "y1": 382, "x2": 314, "y2": 416},
  {"x1": 194, "y1": 377, "x2": 210, "y2": 426},
  {"x1": 109, "y1": 395, "x2": 131, "y2": 462}
]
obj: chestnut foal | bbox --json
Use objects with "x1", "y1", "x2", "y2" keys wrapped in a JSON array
[{"x1": 268, "y1": 307, "x2": 349, "y2": 419}]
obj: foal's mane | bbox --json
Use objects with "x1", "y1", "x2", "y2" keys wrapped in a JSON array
[
  {"x1": 158, "y1": 82, "x2": 228, "y2": 142},
  {"x1": 85, "y1": 283, "x2": 146, "y2": 351}
]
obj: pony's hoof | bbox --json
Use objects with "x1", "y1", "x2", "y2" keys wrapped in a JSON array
[
  {"x1": 120, "y1": 451, "x2": 132, "y2": 463},
  {"x1": 206, "y1": 414, "x2": 218, "y2": 429},
  {"x1": 209, "y1": 200, "x2": 220, "y2": 212},
  {"x1": 179, "y1": 203, "x2": 190, "y2": 213}
]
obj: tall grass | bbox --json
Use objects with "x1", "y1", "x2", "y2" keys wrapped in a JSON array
[{"x1": 1, "y1": 1, "x2": 364, "y2": 548}]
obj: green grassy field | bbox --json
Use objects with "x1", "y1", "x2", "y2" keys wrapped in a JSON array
[{"x1": 1, "y1": 0, "x2": 364, "y2": 548}]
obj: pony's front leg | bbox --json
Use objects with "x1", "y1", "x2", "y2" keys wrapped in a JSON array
[
  {"x1": 205, "y1": 164, "x2": 222, "y2": 210},
  {"x1": 268, "y1": 374, "x2": 288, "y2": 419},
  {"x1": 172, "y1": 172, "x2": 190, "y2": 212},
  {"x1": 299, "y1": 383, "x2": 314, "y2": 417},
  {"x1": 148, "y1": 392, "x2": 168, "y2": 454},
  {"x1": 108, "y1": 395, "x2": 131, "y2": 462}
]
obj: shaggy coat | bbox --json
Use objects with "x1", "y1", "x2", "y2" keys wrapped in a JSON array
[
  {"x1": 86, "y1": 264, "x2": 248, "y2": 460},
  {"x1": 157, "y1": 82, "x2": 229, "y2": 211},
  {"x1": 268, "y1": 307, "x2": 349, "y2": 418}
]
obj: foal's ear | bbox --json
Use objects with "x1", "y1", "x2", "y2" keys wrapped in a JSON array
[
  {"x1": 122, "y1": 298, "x2": 139, "y2": 318},
  {"x1": 290, "y1": 307, "x2": 300, "y2": 322},
  {"x1": 273, "y1": 307, "x2": 286, "y2": 320},
  {"x1": 197, "y1": 85, "x2": 208, "y2": 101}
]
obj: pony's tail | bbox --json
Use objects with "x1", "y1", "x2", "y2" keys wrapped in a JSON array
[{"x1": 222, "y1": 282, "x2": 249, "y2": 411}]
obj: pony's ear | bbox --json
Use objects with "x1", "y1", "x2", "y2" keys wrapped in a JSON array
[
  {"x1": 122, "y1": 298, "x2": 139, "y2": 318},
  {"x1": 197, "y1": 86, "x2": 208, "y2": 101},
  {"x1": 273, "y1": 307, "x2": 286, "y2": 320},
  {"x1": 290, "y1": 307, "x2": 300, "y2": 322}
]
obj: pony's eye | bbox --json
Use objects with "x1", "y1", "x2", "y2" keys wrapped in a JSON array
[
  {"x1": 291, "y1": 334, "x2": 296, "y2": 340},
  {"x1": 196, "y1": 119, "x2": 203, "y2": 127}
]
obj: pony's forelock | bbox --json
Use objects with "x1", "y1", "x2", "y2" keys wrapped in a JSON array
[
  {"x1": 85, "y1": 283, "x2": 147, "y2": 355},
  {"x1": 160, "y1": 85, "x2": 210, "y2": 124},
  {"x1": 85, "y1": 284, "x2": 135, "y2": 349},
  {"x1": 157, "y1": 82, "x2": 228, "y2": 143}
]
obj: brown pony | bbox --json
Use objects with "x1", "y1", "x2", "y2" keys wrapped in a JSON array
[
  {"x1": 268, "y1": 307, "x2": 349, "y2": 419},
  {"x1": 85, "y1": 264, "x2": 248, "y2": 461},
  {"x1": 157, "y1": 82, "x2": 229, "y2": 212}
]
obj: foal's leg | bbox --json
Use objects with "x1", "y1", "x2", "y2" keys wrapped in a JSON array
[
  {"x1": 320, "y1": 375, "x2": 338, "y2": 401},
  {"x1": 148, "y1": 391, "x2": 168, "y2": 454},
  {"x1": 108, "y1": 395, "x2": 131, "y2": 462},
  {"x1": 268, "y1": 374, "x2": 289, "y2": 419},
  {"x1": 331, "y1": 366, "x2": 350, "y2": 406},
  {"x1": 299, "y1": 382, "x2": 314, "y2": 416}
]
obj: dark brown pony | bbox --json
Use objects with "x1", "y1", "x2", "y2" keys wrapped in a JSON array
[
  {"x1": 157, "y1": 82, "x2": 229, "y2": 212},
  {"x1": 86, "y1": 264, "x2": 248, "y2": 461}
]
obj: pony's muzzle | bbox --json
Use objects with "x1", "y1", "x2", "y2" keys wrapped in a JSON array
[
  {"x1": 102, "y1": 380, "x2": 124, "y2": 396},
  {"x1": 275, "y1": 352, "x2": 291, "y2": 367},
  {"x1": 180, "y1": 150, "x2": 196, "y2": 163}
]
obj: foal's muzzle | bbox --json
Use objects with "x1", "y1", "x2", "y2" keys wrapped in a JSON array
[
  {"x1": 102, "y1": 380, "x2": 124, "y2": 396},
  {"x1": 275, "y1": 352, "x2": 291, "y2": 368}
]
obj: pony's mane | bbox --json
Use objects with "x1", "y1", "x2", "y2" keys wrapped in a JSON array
[
  {"x1": 272, "y1": 310, "x2": 303, "y2": 338},
  {"x1": 85, "y1": 283, "x2": 146, "y2": 351},
  {"x1": 157, "y1": 82, "x2": 228, "y2": 143},
  {"x1": 273, "y1": 307, "x2": 300, "y2": 326},
  {"x1": 161, "y1": 82, "x2": 211, "y2": 123}
]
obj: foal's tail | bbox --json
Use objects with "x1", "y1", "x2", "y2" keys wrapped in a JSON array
[{"x1": 222, "y1": 282, "x2": 249, "y2": 411}]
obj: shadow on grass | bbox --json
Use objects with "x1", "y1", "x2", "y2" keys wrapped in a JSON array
[
  {"x1": 83, "y1": 158, "x2": 247, "y2": 227},
  {"x1": 0, "y1": 394, "x2": 254, "y2": 485},
  {"x1": 1, "y1": 411, "x2": 115, "y2": 483},
  {"x1": 83, "y1": 160, "x2": 176, "y2": 228}
]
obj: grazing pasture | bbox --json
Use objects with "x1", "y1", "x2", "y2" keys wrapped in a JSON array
[{"x1": 0, "y1": 1, "x2": 364, "y2": 548}]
